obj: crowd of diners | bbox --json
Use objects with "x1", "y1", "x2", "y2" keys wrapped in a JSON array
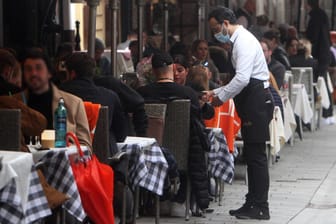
[{"x1": 1, "y1": 0, "x2": 336, "y2": 222}]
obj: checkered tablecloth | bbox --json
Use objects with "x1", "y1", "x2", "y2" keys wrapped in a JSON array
[
  {"x1": 207, "y1": 129, "x2": 235, "y2": 184},
  {"x1": 117, "y1": 137, "x2": 168, "y2": 196},
  {"x1": 0, "y1": 162, "x2": 51, "y2": 224},
  {"x1": 36, "y1": 150, "x2": 86, "y2": 222}
]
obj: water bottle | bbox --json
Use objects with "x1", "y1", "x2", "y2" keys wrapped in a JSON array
[{"x1": 54, "y1": 98, "x2": 67, "y2": 147}]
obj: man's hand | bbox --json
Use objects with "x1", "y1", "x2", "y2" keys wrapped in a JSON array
[
  {"x1": 211, "y1": 96, "x2": 223, "y2": 107},
  {"x1": 202, "y1": 90, "x2": 214, "y2": 102}
]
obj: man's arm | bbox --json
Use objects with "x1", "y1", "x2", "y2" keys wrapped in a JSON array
[{"x1": 212, "y1": 38, "x2": 253, "y2": 103}]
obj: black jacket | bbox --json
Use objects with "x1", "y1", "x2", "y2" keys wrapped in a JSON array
[
  {"x1": 94, "y1": 76, "x2": 148, "y2": 137},
  {"x1": 268, "y1": 58, "x2": 286, "y2": 88},
  {"x1": 272, "y1": 46, "x2": 291, "y2": 70},
  {"x1": 60, "y1": 78, "x2": 128, "y2": 155}
]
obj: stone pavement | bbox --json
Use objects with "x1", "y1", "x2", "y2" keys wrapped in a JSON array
[{"x1": 134, "y1": 121, "x2": 336, "y2": 224}]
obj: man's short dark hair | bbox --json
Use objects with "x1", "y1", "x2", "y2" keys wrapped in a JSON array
[
  {"x1": 23, "y1": 48, "x2": 53, "y2": 74},
  {"x1": 151, "y1": 51, "x2": 173, "y2": 69},
  {"x1": 263, "y1": 29, "x2": 281, "y2": 43},
  {"x1": 208, "y1": 7, "x2": 237, "y2": 24},
  {"x1": 65, "y1": 52, "x2": 96, "y2": 78}
]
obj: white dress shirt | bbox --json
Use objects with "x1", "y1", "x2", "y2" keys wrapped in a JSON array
[{"x1": 213, "y1": 26, "x2": 269, "y2": 103}]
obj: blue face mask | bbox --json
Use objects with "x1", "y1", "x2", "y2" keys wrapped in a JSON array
[{"x1": 214, "y1": 32, "x2": 230, "y2": 43}]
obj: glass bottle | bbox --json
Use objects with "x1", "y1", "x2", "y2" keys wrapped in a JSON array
[{"x1": 54, "y1": 98, "x2": 67, "y2": 147}]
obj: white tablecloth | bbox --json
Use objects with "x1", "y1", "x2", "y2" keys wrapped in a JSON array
[
  {"x1": 317, "y1": 77, "x2": 331, "y2": 109},
  {"x1": 0, "y1": 151, "x2": 33, "y2": 210},
  {"x1": 0, "y1": 151, "x2": 51, "y2": 224},
  {"x1": 281, "y1": 96, "x2": 297, "y2": 141},
  {"x1": 269, "y1": 106, "x2": 285, "y2": 155},
  {"x1": 292, "y1": 84, "x2": 314, "y2": 124}
]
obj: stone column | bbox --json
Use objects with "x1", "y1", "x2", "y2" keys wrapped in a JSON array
[{"x1": 256, "y1": 0, "x2": 265, "y2": 16}]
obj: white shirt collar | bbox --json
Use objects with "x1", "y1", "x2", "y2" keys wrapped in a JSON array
[{"x1": 230, "y1": 25, "x2": 243, "y2": 44}]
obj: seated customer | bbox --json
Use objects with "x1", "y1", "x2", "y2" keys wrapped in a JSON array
[
  {"x1": 60, "y1": 52, "x2": 128, "y2": 155},
  {"x1": 137, "y1": 51, "x2": 210, "y2": 216},
  {"x1": 93, "y1": 75, "x2": 148, "y2": 137},
  {"x1": 60, "y1": 53, "x2": 132, "y2": 223},
  {"x1": 14, "y1": 48, "x2": 92, "y2": 148}
]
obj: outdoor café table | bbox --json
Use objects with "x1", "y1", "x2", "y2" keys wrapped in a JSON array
[
  {"x1": 32, "y1": 146, "x2": 90, "y2": 222},
  {"x1": 206, "y1": 128, "x2": 235, "y2": 184},
  {"x1": 292, "y1": 83, "x2": 314, "y2": 124},
  {"x1": 0, "y1": 151, "x2": 51, "y2": 224},
  {"x1": 117, "y1": 136, "x2": 168, "y2": 196}
]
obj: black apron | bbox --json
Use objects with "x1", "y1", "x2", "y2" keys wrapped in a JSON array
[{"x1": 234, "y1": 78, "x2": 274, "y2": 143}]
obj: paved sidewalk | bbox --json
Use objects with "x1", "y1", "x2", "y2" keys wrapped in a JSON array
[{"x1": 134, "y1": 122, "x2": 336, "y2": 224}]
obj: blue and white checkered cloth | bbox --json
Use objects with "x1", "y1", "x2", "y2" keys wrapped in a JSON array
[
  {"x1": 118, "y1": 142, "x2": 168, "y2": 195},
  {"x1": 38, "y1": 150, "x2": 86, "y2": 222},
  {"x1": 0, "y1": 167, "x2": 51, "y2": 224},
  {"x1": 207, "y1": 129, "x2": 235, "y2": 184}
]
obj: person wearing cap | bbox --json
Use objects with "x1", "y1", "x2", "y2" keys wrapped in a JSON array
[
  {"x1": 95, "y1": 38, "x2": 112, "y2": 76},
  {"x1": 137, "y1": 51, "x2": 211, "y2": 216},
  {"x1": 206, "y1": 7, "x2": 274, "y2": 220}
]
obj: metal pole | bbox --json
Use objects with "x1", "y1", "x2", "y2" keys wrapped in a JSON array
[
  {"x1": 163, "y1": 0, "x2": 169, "y2": 51},
  {"x1": 110, "y1": 0, "x2": 119, "y2": 77},
  {"x1": 138, "y1": 0, "x2": 145, "y2": 61},
  {"x1": 0, "y1": 0, "x2": 3, "y2": 47},
  {"x1": 86, "y1": 0, "x2": 100, "y2": 58},
  {"x1": 198, "y1": 0, "x2": 205, "y2": 40}
]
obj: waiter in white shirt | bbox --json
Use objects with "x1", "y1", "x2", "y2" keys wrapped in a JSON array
[{"x1": 206, "y1": 7, "x2": 274, "y2": 220}]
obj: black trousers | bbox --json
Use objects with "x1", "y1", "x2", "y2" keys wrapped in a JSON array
[
  {"x1": 234, "y1": 79, "x2": 273, "y2": 210},
  {"x1": 243, "y1": 142, "x2": 269, "y2": 209}
]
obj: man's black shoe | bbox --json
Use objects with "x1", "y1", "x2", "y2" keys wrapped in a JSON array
[
  {"x1": 228, "y1": 203, "x2": 253, "y2": 216},
  {"x1": 235, "y1": 206, "x2": 270, "y2": 220}
]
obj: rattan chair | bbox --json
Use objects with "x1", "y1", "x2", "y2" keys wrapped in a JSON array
[
  {"x1": 162, "y1": 99, "x2": 191, "y2": 221},
  {"x1": 0, "y1": 109, "x2": 21, "y2": 151},
  {"x1": 144, "y1": 103, "x2": 167, "y2": 146},
  {"x1": 144, "y1": 103, "x2": 167, "y2": 224}
]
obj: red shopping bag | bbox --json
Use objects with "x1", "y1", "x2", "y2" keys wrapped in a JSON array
[{"x1": 66, "y1": 132, "x2": 114, "y2": 224}]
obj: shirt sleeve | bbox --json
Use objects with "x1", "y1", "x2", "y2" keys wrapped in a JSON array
[{"x1": 213, "y1": 36, "x2": 253, "y2": 102}]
